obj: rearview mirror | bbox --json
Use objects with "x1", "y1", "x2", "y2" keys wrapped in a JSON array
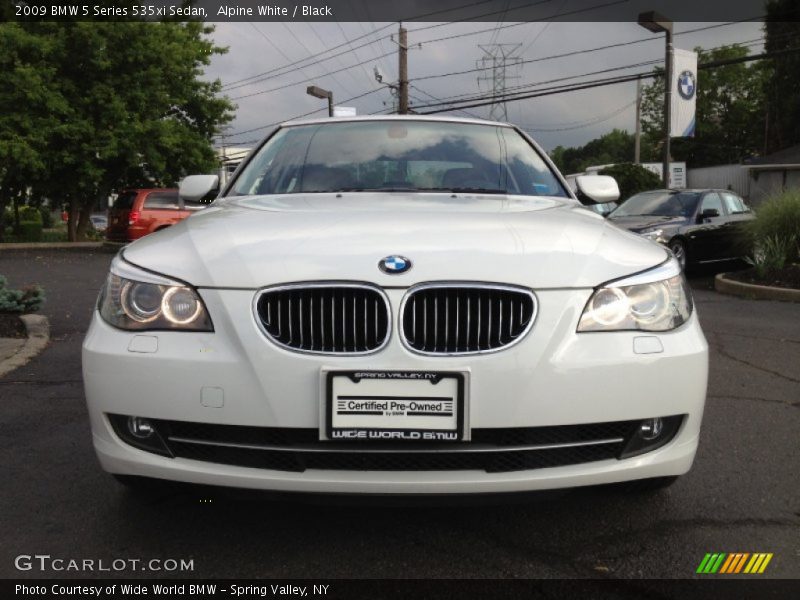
[
  {"x1": 179, "y1": 175, "x2": 220, "y2": 203},
  {"x1": 698, "y1": 208, "x2": 720, "y2": 221},
  {"x1": 574, "y1": 175, "x2": 620, "y2": 204}
]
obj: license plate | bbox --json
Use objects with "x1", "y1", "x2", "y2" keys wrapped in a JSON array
[{"x1": 325, "y1": 371, "x2": 465, "y2": 441}]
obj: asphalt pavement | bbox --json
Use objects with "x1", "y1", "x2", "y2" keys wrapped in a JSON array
[{"x1": 0, "y1": 249, "x2": 798, "y2": 580}]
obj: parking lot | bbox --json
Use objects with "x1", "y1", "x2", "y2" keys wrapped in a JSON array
[{"x1": 0, "y1": 249, "x2": 798, "y2": 579}]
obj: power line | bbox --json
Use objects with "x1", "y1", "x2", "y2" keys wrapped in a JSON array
[
  {"x1": 418, "y1": 58, "x2": 664, "y2": 110},
  {"x1": 281, "y1": 21, "x2": 355, "y2": 98},
  {"x1": 228, "y1": 50, "x2": 394, "y2": 101},
  {"x1": 488, "y1": 0, "x2": 512, "y2": 46},
  {"x1": 219, "y1": 0, "x2": 503, "y2": 92},
  {"x1": 220, "y1": 19, "x2": 774, "y2": 140},
  {"x1": 333, "y1": 21, "x2": 377, "y2": 88},
  {"x1": 224, "y1": 0, "x2": 623, "y2": 101},
  {"x1": 410, "y1": 19, "x2": 763, "y2": 85},
  {"x1": 413, "y1": 0, "x2": 627, "y2": 47},
  {"x1": 414, "y1": 33, "x2": 777, "y2": 111},
  {"x1": 409, "y1": 84, "x2": 484, "y2": 119},
  {"x1": 405, "y1": 0, "x2": 556, "y2": 35},
  {"x1": 246, "y1": 22, "x2": 313, "y2": 82},
  {"x1": 518, "y1": 100, "x2": 637, "y2": 132},
  {"x1": 415, "y1": 47, "x2": 800, "y2": 114},
  {"x1": 221, "y1": 24, "x2": 395, "y2": 90}
]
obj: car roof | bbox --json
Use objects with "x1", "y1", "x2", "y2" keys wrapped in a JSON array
[{"x1": 280, "y1": 114, "x2": 513, "y2": 128}]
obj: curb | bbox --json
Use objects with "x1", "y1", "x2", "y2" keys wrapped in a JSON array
[
  {"x1": 0, "y1": 314, "x2": 50, "y2": 379},
  {"x1": 0, "y1": 242, "x2": 104, "y2": 251},
  {"x1": 715, "y1": 273, "x2": 800, "y2": 303}
]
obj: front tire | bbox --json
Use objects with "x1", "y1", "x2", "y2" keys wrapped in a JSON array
[{"x1": 669, "y1": 239, "x2": 688, "y2": 271}]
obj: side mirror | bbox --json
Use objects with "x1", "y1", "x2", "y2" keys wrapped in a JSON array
[
  {"x1": 179, "y1": 175, "x2": 220, "y2": 203},
  {"x1": 574, "y1": 175, "x2": 620, "y2": 205},
  {"x1": 698, "y1": 208, "x2": 720, "y2": 221}
]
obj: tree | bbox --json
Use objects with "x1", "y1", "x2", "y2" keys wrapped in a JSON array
[
  {"x1": 549, "y1": 129, "x2": 637, "y2": 174},
  {"x1": 763, "y1": 0, "x2": 800, "y2": 154},
  {"x1": 640, "y1": 44, "x2": 767, "y2": 168},
  {"x1": 0, "y1": 24, "x2": 68, "y2": 241},
  {"x1": 0, "y1": 19, "x2": 234, "y2": 241},
  {"x1": 598, "y1": 163, "x2": 662, "y2": 201}
]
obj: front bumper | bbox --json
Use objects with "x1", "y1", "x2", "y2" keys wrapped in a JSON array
[{"x1": 82, "y1": 287, "x2": 708, "y2": 494}]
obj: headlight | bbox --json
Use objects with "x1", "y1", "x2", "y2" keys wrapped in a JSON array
[
  {"x1": 641, "y1": 228, "x2": 666, "y2": 243},
  {"x1": 98, "y1": 258, "x2": 213, "y2": 332},
  {"x1": 578, "y1": 261, "x2": 692, "y2": 332}
]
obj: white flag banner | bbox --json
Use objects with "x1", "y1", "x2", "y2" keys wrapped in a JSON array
[{"x1": 670, "y1": 48, "x2": 698, "y2": 137}]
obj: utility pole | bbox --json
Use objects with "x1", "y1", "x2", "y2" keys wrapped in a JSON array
[
  {"x1": 477, "y1": 44, "x2": 522, "y2": 122},
  {"x1": 398, "y1": 23, "x2": 408, "y2": 114},
  {"x1": 634, "y1": 77, "x2": 642, "y2": 164}
]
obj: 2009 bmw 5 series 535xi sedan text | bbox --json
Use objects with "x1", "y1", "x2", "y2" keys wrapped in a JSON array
[{"x1": 82, "y1": 116, "x2": 708, "y2": 495}]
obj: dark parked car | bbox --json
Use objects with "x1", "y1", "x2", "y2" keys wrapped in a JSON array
[{"x1": 608, "y1": 189, "x2": 755, "y2": 269}]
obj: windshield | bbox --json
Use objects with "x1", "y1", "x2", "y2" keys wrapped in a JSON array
[
  {"x1": 230, "y1": 120, "x2": 568, "y2": 198},
  {"x1": 611, "y1": 191, "x2": 701, "y2": 218},
  {"x1": 112, "y1": 191, "x2": 137, "y2": 211}
]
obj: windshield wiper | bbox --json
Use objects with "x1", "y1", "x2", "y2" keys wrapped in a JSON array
[
  {"x1": 334, "y1": 187, "x2": 420, "y2": 192},
  {"x1": 625, "y1": 213, "x2": 673, "y2": 218},
  {"x1": 419, "y1": 187, "x2": 509, "y2": 195},
  {"x1": 332, "y1": 186, "x2": 509, "y2": 194}
]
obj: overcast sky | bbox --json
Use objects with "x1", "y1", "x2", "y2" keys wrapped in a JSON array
[{"x1": 204, "y1": 20, "x2": 763, "y2": 153}]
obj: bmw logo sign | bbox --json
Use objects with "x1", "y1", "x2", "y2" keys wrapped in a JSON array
[
  {"x1": 677, "y1": 70, "x2": 696, "y2": 100},
  {"x1": 379, "y1": 255, "x2": 412, "y2": 274}
]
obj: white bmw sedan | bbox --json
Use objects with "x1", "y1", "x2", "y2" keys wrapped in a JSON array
[{"x1": 82, "y1": 116, "x2": 708, "y2": 495}]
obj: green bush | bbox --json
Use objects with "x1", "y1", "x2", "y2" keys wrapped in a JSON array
[
  {"x1": 17, "y1": 221, "x2": 43, "y2": 242},
  {"x1": 747, "y1": 189, "x2": 800, "y2": 264},
  {"x1": 745, "y1": 234, "x2": 797, "y2": 278},
  {"x1": 39, "y1": 206, "x2": 54, "y2": 228},
  {"x1": 18, "y1": 206, "x2": 43, "y2": 224},
  {"x1": 0, "y1": 275, "x2": 45, "y2": 313},
  {"x1": 598, "y1": 163, "x2": 662, "y2": 202}
]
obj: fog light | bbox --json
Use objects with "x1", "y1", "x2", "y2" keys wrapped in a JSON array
[
  {"x1": 619, "y1": 415, "x2": 684, "y2": 459},
  {"x1": 639, "y1": 417, "x2": 663, "y2": 440},
  {"x1": 108, "y1": 414, "x2": 173, "y2": 458},
  {"x1": 127, "y1": 416, "x2": 154, "y2": 439}
]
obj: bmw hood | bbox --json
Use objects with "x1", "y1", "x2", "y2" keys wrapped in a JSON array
[{"x1": 122, "y1": 193, "x2": 668, "y2": 289}]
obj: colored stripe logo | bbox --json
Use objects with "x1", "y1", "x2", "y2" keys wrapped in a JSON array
[{"x1": 696, "y1": 553, "x2": 773, "y2": 574}]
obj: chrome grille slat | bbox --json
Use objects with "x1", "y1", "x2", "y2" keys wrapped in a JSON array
[
  {"x1": 277, "y1": 299, "x2": 282, "y2": 338},
  {"x1": 256, "y1": 284, "x2": 390, "y2": 355},
  {"x1": 374, "y1": 298, "x2": 379, "y2": 348},
  {"x1": 402, "y1": 284, "x2": 536, "y2": 355}
]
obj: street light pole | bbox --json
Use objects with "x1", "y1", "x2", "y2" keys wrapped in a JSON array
[
  {"x1": 663, "y1": 27, "x2": 673, "y2": 188},
  {"x1": 638, "y1": 11, "x2": 673, "y2": 188},
  {"x1": 634, "y1": 77, "x2": 642, "y2": 164},
  {"x1": 306, "y1": 85, "x2": 333, "y2": 117}
]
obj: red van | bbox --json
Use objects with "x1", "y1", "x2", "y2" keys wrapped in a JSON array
[{"x1": 106, "y1": 189, "x2": 205, "y2": 242}]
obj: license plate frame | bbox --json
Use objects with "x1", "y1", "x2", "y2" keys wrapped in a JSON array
[{"x1": 323, "y1": 370, "x2": 466, "y2": 442}]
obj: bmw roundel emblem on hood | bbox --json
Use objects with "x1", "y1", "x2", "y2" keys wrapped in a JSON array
[{"x1": 379, "y1": 255, "x2": 412, "y2": 274}]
